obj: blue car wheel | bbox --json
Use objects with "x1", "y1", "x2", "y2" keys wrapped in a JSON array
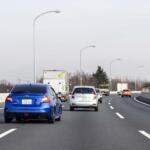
[
  {"x1": 4, "y1": 113, "x2": 13, "y2": 123},
  {"x1": 48, "y1": 108, "x2": 55, "y2": 124}
]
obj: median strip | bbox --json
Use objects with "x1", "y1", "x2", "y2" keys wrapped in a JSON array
[
  {"x1": 0, "y1": 128, "x2": 17, "y2": 139},
  {"x1": 139, "y1": 130, "x2": 150, "y2": 140},
  {"x1": 115, "y1": 112, "x2": 125, "y2": 119}
]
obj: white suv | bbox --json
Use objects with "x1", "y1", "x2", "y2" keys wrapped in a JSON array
[{"x1": 70, "y1": 86, "x2": 99, "y2": 111}]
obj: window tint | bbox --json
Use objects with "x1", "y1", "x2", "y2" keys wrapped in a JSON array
[
  {"x1": 11, "y1": 85, "x2": 47, "y2": 94},
  {"x1": 73, "y1": 88, "x2": 95, "y2": 94}
]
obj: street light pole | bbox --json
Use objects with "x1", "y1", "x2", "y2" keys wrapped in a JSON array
[
  {"x1": 109, "y1": 58, "x2": 121, "y2": 91},
  {"x1": 135, "y1": 65, "x2": 144, "y2": 91},
  {"x1": 33, "y1": 10, "x2": 60, "y2": 83},
  {"x1": 80, "y1": 45, "x2": 96, "y2": 85}
]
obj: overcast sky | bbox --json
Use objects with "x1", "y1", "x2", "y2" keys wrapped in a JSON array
[{"x1": 0, "y1": 0, "x2": 150, "y2": 83}]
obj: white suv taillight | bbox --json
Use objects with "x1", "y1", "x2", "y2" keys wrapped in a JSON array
[{"x1": 93, "y1": 95, "x2": 97, "y2": 100}]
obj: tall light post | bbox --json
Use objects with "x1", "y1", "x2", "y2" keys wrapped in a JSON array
[
  {"x1": 33, "y1": 10, "x2": 60, "y2": 83},
  {"x1": 135, "y1": 65, "x2": 144, "y2": 91},
  {"x1": 109, "y1": 58, "x2": 121, "y2": 91},
  {"x1": 80, "y1": 45, "x2": 96, "y2": 85}
]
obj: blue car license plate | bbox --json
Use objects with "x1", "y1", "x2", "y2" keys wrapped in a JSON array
[{"x1": 22, "y1": 99, "x2": 32, "y2": 105}]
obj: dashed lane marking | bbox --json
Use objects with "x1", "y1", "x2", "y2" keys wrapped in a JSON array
[
  {"x1": 108, "y1": 98, "x2": 112, "y2": 105},
  {"x1": 0, "y1": 128, "x2": 17, "y2": 139},
  {"x1": 110, "y1": 106, "x2": 114, "y2": 110},
  {"x1": 139, "y1": 130, "x2": 150, "y2": 140},
  {"x1": 115, "y1": 112, "x2": 125, "y2": 119}
]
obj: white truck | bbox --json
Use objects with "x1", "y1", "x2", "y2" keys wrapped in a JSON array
[
  {"x1": 117, "y1": 83, "x2": 128, "y2": 95},
  {"x1": 43, "y1": 70, "x2": 69, "y2": 101}
]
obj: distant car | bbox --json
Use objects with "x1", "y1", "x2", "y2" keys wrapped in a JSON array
[
  {"x1": 100, "y1": 89, "x2": 110, "y2": 96},
  {"x1": 69, "y1": 86, "x2": 99, "y2": 111},
  {"x1": 4, "y1": 84, "x2": 62, "y2": 123},
  {"x1": 57, "y1": 92, "x2": 68, "y2": 102},
  {"x1": 121, "y1": 89, "x2": 132, "y2": 97},
  {"x1": 95, "y1": 88, "x2": 102, "y2": 103},
  {"x1": 117, "y1": 91, "x2": 122, "y2": 95}
]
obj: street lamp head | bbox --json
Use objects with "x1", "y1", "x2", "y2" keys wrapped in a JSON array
[
  {"x1": 137, "y1": 65, "x2": 144, "y2": 68},
  {"x1": 116, "y1": 58, "x2": 121, "y2": 61},
  {"x1": 54, "y1": 10, "x2": 61, "y2": 13},
  {"x1": 90, "y1": 45, "x2": 96, "y2": 48}
]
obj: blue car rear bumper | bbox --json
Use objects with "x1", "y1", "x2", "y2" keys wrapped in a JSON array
[{"x1": 4, "y1": 103, "x2": 52, "y2": 118}]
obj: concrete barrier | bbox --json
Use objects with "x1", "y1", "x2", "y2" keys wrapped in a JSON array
[
  {"x1": 110, "y1": 91, "x2": 141, "y2": 95},
  {"x1": 136, "y1": 92, "x2": 150, "y2": 104}
]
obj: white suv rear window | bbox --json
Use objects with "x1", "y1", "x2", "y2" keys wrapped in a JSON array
[{"x1": 73, "y1": 88, "x2": 95, "y2": 94}]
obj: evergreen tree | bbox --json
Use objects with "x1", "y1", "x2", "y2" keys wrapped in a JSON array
[{"x1": 92, "y1": 66, "x2": 109, "y2": 88}]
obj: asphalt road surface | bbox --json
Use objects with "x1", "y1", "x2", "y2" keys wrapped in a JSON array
[{"x1": 0, "y1": 95, "x2": 150, "y2": 150}]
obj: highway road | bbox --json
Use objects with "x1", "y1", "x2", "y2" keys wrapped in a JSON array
[{"x1": 0, "y1": 95, "x2": 150, "y2": 150}]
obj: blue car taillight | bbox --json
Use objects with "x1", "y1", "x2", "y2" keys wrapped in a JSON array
[
  {"x1": 41, "y1": 96, "x2": 50, "y2": 103},
  {"x1": 5, "y1": 96, "x2": 12, "y2": 102}
]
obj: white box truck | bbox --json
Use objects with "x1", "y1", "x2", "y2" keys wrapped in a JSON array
[
  {"x1": 43, "y1": 70, "x2": 69, "y2": 101},
  {"x1": 117, "y1": 83, "x2": 128, "y2": 95}
]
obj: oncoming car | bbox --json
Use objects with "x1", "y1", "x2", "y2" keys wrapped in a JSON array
[
  {"x1": 4, "y1": 84, "x2": 62, "y2": 123},
  {"x1": 121, "y1": 89, "x2": 132, "y2": 97},
  {"x1": 69, "y1": 86, "x2": 99, "y2": 111}
]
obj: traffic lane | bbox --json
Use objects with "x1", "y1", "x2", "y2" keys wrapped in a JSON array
[
  {"x1": 0, "y1": 97, "x2": 150, "y2": 150},
  {"x1": 109, "y1": 95, "x2": 150, "y2": 132},
  {"x1": 0, "y1": 109, "x2": 21, "y2": 136}
]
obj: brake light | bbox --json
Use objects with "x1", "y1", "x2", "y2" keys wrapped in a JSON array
[
  {"x1": 5, "y1": 97, "x2": 12, "y2": 102},
  {"x1": 41, "y1": 96, "x2": 50, "y2": 103}
]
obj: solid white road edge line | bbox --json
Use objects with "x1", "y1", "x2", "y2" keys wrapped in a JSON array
[
  {"x1": 0, "y1": 128, "x2": 17, "y2": 139},
  {"x1": 110, "y1": 106, "x2": 114, "y2": 110},
  {"x1": 115, "y1": 112, "x2": 125, "y2": 119},
  {"x1": 134, "y1": 97, "x2": 150, "y2": 107},
  {"x1": 139, "y1": 130, "x2": 150, "y2": 140}
]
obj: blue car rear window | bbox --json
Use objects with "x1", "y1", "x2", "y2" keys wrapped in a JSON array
[{"x1": 11, "y1": 85, "x2": 47, "y2": 94}]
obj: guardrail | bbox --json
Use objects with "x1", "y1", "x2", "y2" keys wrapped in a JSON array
[{"x1": 110, "y1": 91, "x2": 141, "y2": 94}]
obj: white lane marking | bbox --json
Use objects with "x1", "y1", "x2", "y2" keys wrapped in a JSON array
[
  {"x1": 108, "y1": 98, "x2": 112, "y2": 105},
  {"x1": 115, "y1": 112, "x2": 125, "y2": 119},
  {"x1": 0, "y1": 128, "x2": 17, "y2": 139},
  {"x1": 110, "y1": 106, "x2": 114, "y2": 110},
  {"x1": 62, "y1": 105, "x2": 65, "y2": 108},
  {"x1": 139, "y1": 130, "x2": 150, "y2": 140},
  {"x1": 0, "y1": 108, "x2": 4, "y2": 110},
  {"x1": 134, "y1": 97, "x2": 150, "y2": 107}
]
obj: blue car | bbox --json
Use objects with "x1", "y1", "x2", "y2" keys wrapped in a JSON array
[{"x1": 4, "y1": 84, "x2": 62, "y2": 123}]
